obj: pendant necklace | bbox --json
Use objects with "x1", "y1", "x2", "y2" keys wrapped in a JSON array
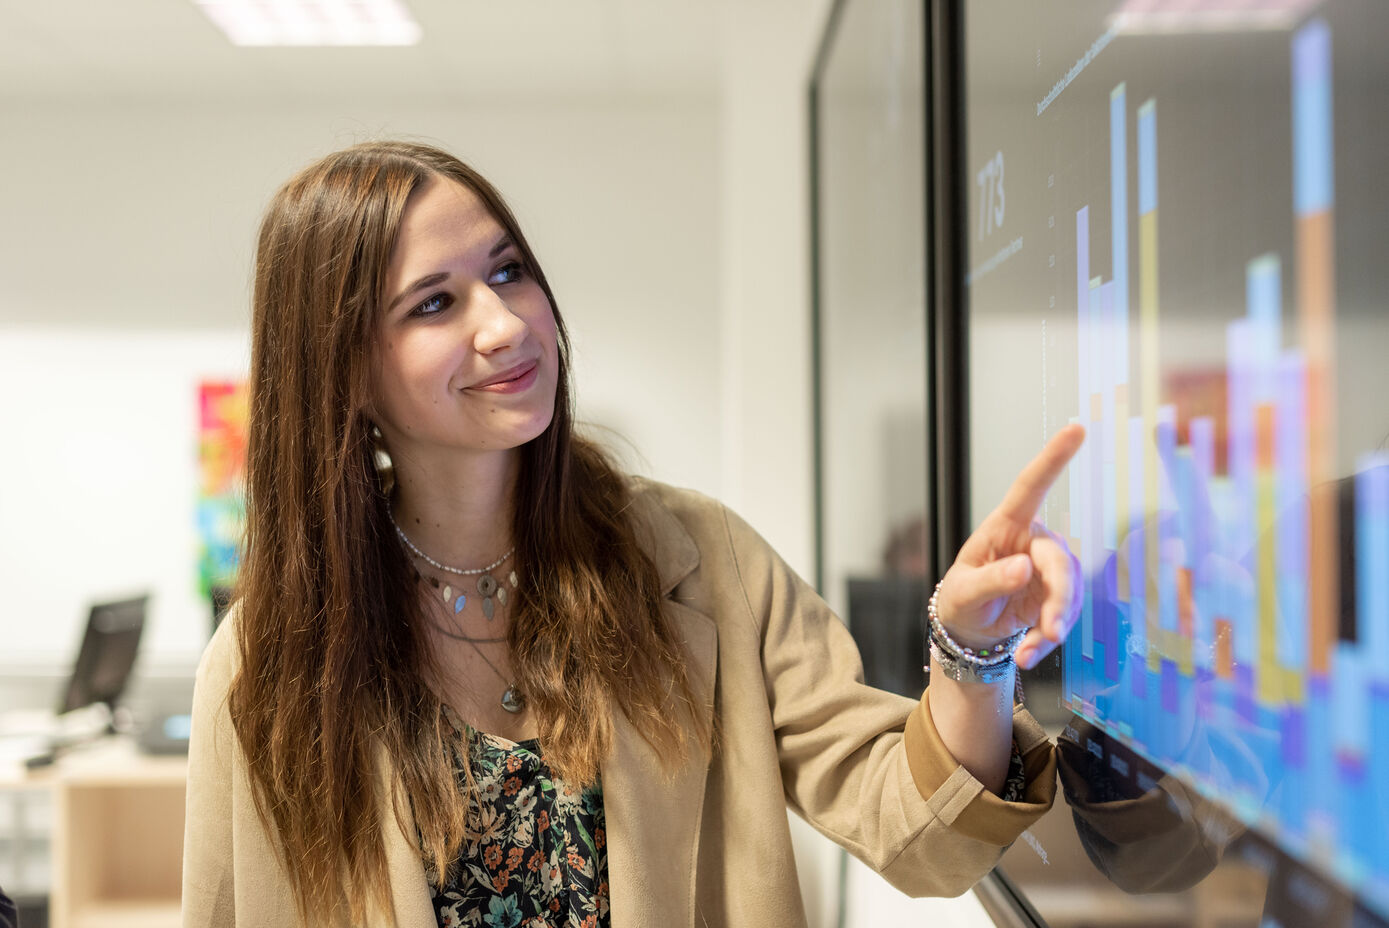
[
  {"x1": 465, "y1": 639, "x2": 527, "y2": 715},
  {"x1": 388, "y1": 504, "x2": 525, "y2": 713},
  {"x1": 388, "y1": 506, "x2": 519, "y2": 620}
]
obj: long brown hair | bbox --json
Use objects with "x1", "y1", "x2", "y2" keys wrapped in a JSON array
[{"x1": 230, "y1": 140, "x2": 708, "y2": 926}]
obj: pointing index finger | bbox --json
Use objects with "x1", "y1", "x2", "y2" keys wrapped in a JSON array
[{"x1": 992, "y1": 424, "x2": 1086, "y2": 525}]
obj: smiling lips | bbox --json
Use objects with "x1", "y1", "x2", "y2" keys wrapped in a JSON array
[{"x1": 471, "y1": 360, "x2": 539, "y2": 394}]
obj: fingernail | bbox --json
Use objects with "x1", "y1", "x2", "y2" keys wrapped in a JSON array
[{"x1": 1008, "y1": 555, "x2": 1030, "y2": 581}]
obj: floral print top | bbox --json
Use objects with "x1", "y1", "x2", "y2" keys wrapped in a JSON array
[{"x1": 426, "y1": 708, "x2": 610, "y2": 928}]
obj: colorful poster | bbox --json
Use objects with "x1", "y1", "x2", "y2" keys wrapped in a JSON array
[{"x1": 197, "y1": 380, "x2": 248, "y2": 598}]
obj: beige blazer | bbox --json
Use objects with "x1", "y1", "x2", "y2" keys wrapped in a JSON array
[{"x1": 181, "y1": 480, "x2": 1056, "y2": 927}]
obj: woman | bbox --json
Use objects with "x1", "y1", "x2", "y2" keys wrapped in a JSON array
[{"x1": 181, "y1": 140, "x2": 1085, "y2": 928}]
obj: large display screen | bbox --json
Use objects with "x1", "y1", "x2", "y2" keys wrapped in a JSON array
[{"x1": 963, "y1": 1, "x2": 1388, "y2": 924}]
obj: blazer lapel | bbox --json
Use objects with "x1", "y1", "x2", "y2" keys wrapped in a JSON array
[
  {"x1": 604, "y1": 485, "x2": 718, "y2": 927},
  {"x1": 603, "y1": 598, "x2": 717, "y2": 928}
]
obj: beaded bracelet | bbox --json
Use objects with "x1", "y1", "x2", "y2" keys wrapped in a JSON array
[
  {"x1": 927, "y1": 581, "x2": 1027, "y2": 664},
  {"x1": 925, "y1": 580, "x2": 1027, "y2": 685}
]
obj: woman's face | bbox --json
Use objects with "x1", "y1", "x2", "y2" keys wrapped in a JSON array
[{"x1": 371, "y1": 176, "x2": 559, "y2": 469}]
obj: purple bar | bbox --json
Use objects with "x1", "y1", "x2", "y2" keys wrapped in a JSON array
[
  {"x1": 1282, "y1": 705, "x2": 1306, "y2": 767},
  {"x1": 1235, "y1": 663, "x2": 1257, "y2": 723},
  {"x1": 1196, "y1": 667, "x2": 1214, "y2": 722},
  {"x1": 1337, "y1": 752, "x2": 1368, "y2": 784},
  {"x1": 1128, "y1": 415, "x2": 1147, "y2": 673},
  {"x1": 1161, "y1": 658, "x2": 1179, "y2": 712},
  {"x1": 1227, "y1": 319, "x2": 1257, "y2": 666},
  {"x1": 1103, "y1": 558, "x2": 1120, "y2": 683},
  {"x1": 1277, "y1": 353, "x2": 1308, "y2": 670},
  {"x1": 1156, "y1": 405, "x2": 1178, "y2": 634}
]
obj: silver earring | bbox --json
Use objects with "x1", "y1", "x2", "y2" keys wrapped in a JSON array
[{"x1": 369, "y1": 424, "x2": 395, "y2": 495}]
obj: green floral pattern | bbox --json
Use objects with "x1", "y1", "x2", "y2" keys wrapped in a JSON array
[{"x1": 426, "y1": 708, "x2": 610, "y2": 928}]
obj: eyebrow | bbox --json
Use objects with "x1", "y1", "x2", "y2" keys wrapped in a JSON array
[{"x1": 385, "y1": 234, "x2": 518, "y2": 313}]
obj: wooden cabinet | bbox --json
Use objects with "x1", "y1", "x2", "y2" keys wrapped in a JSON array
[{"x1": 6, "y1": 742, "x2": 187, "y2": 928}]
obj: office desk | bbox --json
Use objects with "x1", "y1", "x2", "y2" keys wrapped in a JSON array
[{"x1": 2, "y1": 738, "x2": 186, "y2": 928}]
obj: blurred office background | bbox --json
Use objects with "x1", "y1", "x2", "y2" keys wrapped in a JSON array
[{"x1": 0, "y1": 1, "x2": 992, "y2": 926}]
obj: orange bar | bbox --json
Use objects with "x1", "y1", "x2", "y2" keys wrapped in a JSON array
[
  {"x1": 1215, "y1": 618, "x2": 1234, "y2": 679},
  {"x1": 1256, "y1": 404, "x2": 1275, "y2": 471},
  {"x1": 1298, "y1": 209, "x2": 1336, "y2": 675},
  {"x1": 1176, "y1": 566, "x2": 1194, "y2": 639}
]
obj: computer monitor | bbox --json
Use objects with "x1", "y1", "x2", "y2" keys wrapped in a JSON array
[
  {"x1": 58, "y1": 595, "x2": 148, "y2": 718},
  {"x1": 846, "y1": 577, "x2": 927, "y2": 698}
]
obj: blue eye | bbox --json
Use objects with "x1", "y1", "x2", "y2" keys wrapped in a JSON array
[
  {"x1": 489, "y1": 261, "x2": 524, "y2": 286},
  {"x1": 410, "y1": 292, "x2": 452, "y2": 317}
]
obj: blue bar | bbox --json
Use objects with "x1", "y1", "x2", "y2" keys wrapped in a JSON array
[
  {"x1": 1308, "y1": 676, "x2": 1334, "y2": 823},
  {"x1": 1138, "y1": 99, "x2": 1158, "y2": 216},
  {"x1": 1190, "y1": 417, "x2": 1215, "y2": 669},
  {"x1": 1227, "y1": 318, "x2": 1256, "y2": 567},
  {"x1": 1076, "y1": 206, "x2": 1094, "y2": 662},
  {"x1": 1334, "y1": 641, "x2": 1368, "y2": 758},
  {"x1": 1129, "y1": 415, "x2": 1147, "y2": 665},
  {"x1": 1292, "y1": 20, "x2": 1333, "y2": 215},
  {"x1": 1157, "y1": 405, "x2": 1178, "y2": 635},
  {"x1": 1101, "y1": 280, "x2": 1118, "y2": 550},
  {"x1": 1111, "y1": 83, "x2": 1130, "y2": 386},
  {"x1": 1247, "y1": 255, "x2": 1282, "y2": 403},
  {"x1": 1359, "y1": 457, "x2": 1389, "y2": 684}
]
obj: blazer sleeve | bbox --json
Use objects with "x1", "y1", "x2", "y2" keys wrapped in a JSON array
[
  {"x1": 181, "y1": 621, "x2": 240, "y2": 928},
  {"x1": 719, "y1": 503, "x2": 1056, "y2": 897}
]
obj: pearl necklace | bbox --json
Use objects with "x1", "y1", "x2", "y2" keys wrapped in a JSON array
[
  {"x1": 387, "y1": 505, "x2": 525, "y2": 713},
  {"x1": 387, "y1": 505, "x2": 519, "y2": 620}
]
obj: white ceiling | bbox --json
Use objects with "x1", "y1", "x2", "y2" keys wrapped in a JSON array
[{"x1": 0, "y1": 0, "x2": 724, "y2": 100}]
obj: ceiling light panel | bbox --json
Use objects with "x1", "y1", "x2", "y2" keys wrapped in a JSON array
[{"x1": 194, "y1": 0, "x2": 422, "y2": 46}]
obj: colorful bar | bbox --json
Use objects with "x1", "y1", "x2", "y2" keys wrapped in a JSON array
[
  {"x1": 1111, "y1": 83, "x2": 1130, "y2": 387},
  {"x1": 1248, "y1": 254, "x2": 1282, "y2": 401},
  {"x1": 1333, "y1": 641, "x2": 1368, "y2": 759},
  {"x1": 1129, "y1": 414, "x2": 1148, "y2": 698},
  {"x1": 1256, "y1": 401, "x2": 1279, "y2": 704},
  {"x1": 1101, "y1": 280, "x2": 1118, "y2": 551},
  {"x1": 1276, "y1": 353, "x2": 1308, "y2": 682},
  {"x1": 1226, "y1": 319, "x2": 1256, "y2": 668},
  {"x1": 1138, "y1": 98, "x2": 1157, "y2": 216},
  {"x1": 1076, "y1": 207, "x2": 1094, "y2": 661},
  {"x1": 1115, "y1": 381, "x2": 1131, "y2": 601},
  {"x1": 1138, "y1": 98, "x2": 1161, "y2": 674},
  {"x1": 1359, "y1": 458, "x2": 1389, "y2": 684},
  {"x1": 1293, "y1": 18, "x2": 1337, "y2": 676},
  {"x1": 1189, "y1": 417, "x2": 1216, "y2": 671},
  {"x1": 1293, "y1": 21, "x2": 1333, "y2": 216}
]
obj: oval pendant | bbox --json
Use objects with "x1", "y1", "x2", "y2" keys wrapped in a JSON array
[
  {"x1": 496, "y1": 586, "x2": 508, "y2": 607},
  {"x1": 453, "y1": 594, "x2": 466, "y2": 614},
  {"x1": 500, "y1": 686, "x2": 525, "y2": 714},
  {"x1": 482, "y1": 597, "x2": 495, "y2": 620},
  {"x1": 441, "y1": 585, "x2": 453, "y2": 604}
]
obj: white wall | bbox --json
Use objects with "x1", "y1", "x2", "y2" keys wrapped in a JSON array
[
  {"x1": 0, "y1": 7, "x2": 995, "y2": 926},
  {"x1": 0, "y1": 96, "x2": 721, "y2": 666}
]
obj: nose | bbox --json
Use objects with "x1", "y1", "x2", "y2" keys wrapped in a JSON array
[{"x1": 468, "y1": 282, "x2": 528, "y2": 354}]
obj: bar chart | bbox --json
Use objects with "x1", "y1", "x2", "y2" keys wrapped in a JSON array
[{"x1": 1062, "y1": 18, "x2": 1389, "y2": 910}]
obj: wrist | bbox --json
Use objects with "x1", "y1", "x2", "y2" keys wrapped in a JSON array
[
  {"x1": 926, "y1": 580, "x2": 1026, "y2": 686},
  {"x1": 928, "y1": 580, "x2": 1025, "y2": 653}
]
